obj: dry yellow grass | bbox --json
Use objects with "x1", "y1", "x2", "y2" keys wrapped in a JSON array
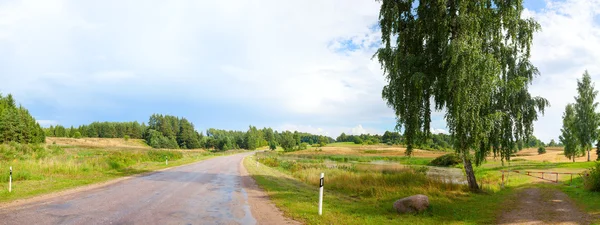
[
  {"x1": 511, "y1": 147, "x2": 598, "y2": 163},
  {"x1": 46, "y1": 137, "x2": 150, "y2": 149},
  {"x1": 291, "y1": 144, "x2": 446, "y2": 158}
]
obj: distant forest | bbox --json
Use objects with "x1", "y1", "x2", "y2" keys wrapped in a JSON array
[
  {"x1": 2, "y1": 92, "x2": 548, "y2": 151},
  {"x1": 43, "y1": 114, "x2": 337, "y2": 151}
]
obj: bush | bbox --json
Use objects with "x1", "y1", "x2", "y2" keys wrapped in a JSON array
[
  {"x1": 354, "y1": 137, "x2": 363, "y2": 145},
  {"x1": 259, "y1": 156, "x2": 280, "y2": 167},
  {"x1": 584, "y1": 163, "x2": 600, "y2": 192},
  {"x1": 537, "y1": 146, "x2": 546, "y2": 154},
  {"x1": 124, "y1": 135, "x2": 130, "y2": 141},
  {"x1": 73, "y1": 131, "x2": 82, "y2": 139},
  {"x1": 429, "y1": 153, "x2": 461, "y2": 167},
  {"x1": 297, "y1": 142, "x2": 308, "y2": 150}
]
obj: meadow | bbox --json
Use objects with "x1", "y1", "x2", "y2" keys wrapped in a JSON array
[
  {"x1": 0, "y1": 137, "x2": 238, "y2": 203},
  {"x1": 245, "y1": 143, "x2": 600, "y2": 224}
]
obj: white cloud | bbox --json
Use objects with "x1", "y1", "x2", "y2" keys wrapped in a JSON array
[
  {"x1": 525, "y1": 0, "x2": 600, "y2": 142},
  {"x1": 4, "y1": 0, "x2": 595, "y2": 144},
  {"x1": 431, "y1": 128, "x2": 449, "y2": 135},
  {"x1": 277, "y1": 123, "x2": 382, "y2": 138},
  {"x1": 351, "y1": 125, "x2": 368, "y2": 135},
  {"x1": 0, "y1": 0, "x2": 394, "y2": 128}
]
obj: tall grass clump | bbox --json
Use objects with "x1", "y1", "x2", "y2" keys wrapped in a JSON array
[
  {"x1": 259, "y1": 155, "x2": 464, "y2": 199},
  {"x1": 584, "y1": 163, "x2": 600, "y2": 192},
  {"x1": 147, "y1": 150, "x2": 183, "y2": 162}
]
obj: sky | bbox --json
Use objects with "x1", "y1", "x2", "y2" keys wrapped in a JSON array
[{"x1": 0, "y1": 0, "x2": 598, "y2": 142}]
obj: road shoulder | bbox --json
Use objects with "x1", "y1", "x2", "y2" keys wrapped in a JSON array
[{"x1": 240, "y1": 155, "x2": 301, "y2": 225}]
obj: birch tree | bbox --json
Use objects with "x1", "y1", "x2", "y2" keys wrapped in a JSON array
[{"x1": 376, "y1": 0, "x2": 548, "y2": 191}]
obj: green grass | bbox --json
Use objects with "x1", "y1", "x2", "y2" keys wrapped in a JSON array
[
  {"x1": 326, "y1": 142, "x2": 361, "y2": 147},
  {"x1": 246, "y1": 155, "x2": 517, "y2": 224},
  {"x1": 258, "y1": 153, "x2": 433, "y2": 166},
  {"x1": 0, "y1": 143, "x2": 241, "y2": 202},
  {"x1": 249, "y1": 151, "x2": 600, "y2": 224}
]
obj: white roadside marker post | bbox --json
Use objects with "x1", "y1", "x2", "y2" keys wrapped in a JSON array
[
  {"x1": 165, "y1": 156, "x2": 168, "y2": 166},
  {"x1": 319, "y1": 173, "x2": 324, "y2": 215},
  {"x1": 9, "y1": 166, "x2": 12, "y2": 193}
]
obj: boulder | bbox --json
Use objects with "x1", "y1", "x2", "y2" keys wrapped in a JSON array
[{"x1": 393, "y1": 194, "x2": 429, "y2": 214}]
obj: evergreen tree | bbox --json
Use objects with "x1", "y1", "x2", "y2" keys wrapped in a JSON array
[
  {"x1": 0, "y1": 93, "x2": 45, "y2": 144},
  {"x1": 177, "y1": 119, "x2": 201, "y2": 149}
]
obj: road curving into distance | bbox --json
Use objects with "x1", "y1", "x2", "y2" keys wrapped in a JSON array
[{"x1": 0, "y1": 151, "x2": 293, "y2": 225}]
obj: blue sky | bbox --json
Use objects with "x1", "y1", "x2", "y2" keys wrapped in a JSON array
[{"x1": 1, "y1": 0, "x2": 600, "y2": 142}]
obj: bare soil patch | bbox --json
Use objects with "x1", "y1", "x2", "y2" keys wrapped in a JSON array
[{"x1": 497, "y1": 188, "x2": 592, "y2": 225}]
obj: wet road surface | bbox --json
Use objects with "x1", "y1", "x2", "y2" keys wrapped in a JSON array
[{"x1": 0, "y1": 152, "x2": 258, "y2": 225}]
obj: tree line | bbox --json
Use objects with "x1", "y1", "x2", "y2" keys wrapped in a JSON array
[
  {"x1": 45, "y1": 121, "x2": 147, "y2": 139},
  {"x1": 0, "y1": 93, "x2": 45, "y2": 144},
  {"x1": 334, "y1": 131, "x2": 541, "y2": 153},
  {"x1": 42, "y1": 113, "x2": 336, "y2": 151}
]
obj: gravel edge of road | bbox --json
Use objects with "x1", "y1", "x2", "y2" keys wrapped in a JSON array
[{"x1": 240, "y1": 155, "x2": 302, "y2": 225}]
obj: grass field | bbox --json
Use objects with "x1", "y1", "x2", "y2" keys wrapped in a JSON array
[
  {"x1": 0, "y1": 138, "x2": 240, "y2": 203},
  {"x1": 246, "y1": 144, "x2": 600, "y2": 224},
  {"x1": 245, "y1": 154, "x2": 515, "y2": 224}
]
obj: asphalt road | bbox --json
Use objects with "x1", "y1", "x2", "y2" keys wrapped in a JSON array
[{"x1": 0, "y1": 152, "x2": 259, "y2": 225}]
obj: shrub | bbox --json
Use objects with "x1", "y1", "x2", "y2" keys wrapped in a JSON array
[
  {"x1": 124, "y1": 135, "x2": 130, "y2": 141},
  {"x1": 73, "y1": 131, "x2": 82, "y2": 139},
  {"x1": 269, "y1": 141, "x2": 277, "y2": 150},
  {"x1": 259, "y1": 156, "x2": 280, "y2": 167},
  {"x1": 429, "y1": 153, "x2": 461, "y2": 167},
  {"x1": 584, "y1": 163, "x2": 600, "y2": 192},
  {"x1": 297, "y1": 142, "x2": 308, "y2": 150},
  {"x1": 354, "y1": 137, "x2": 363, "y2": 145},
  {"x1": 537, "y1": 146, "x2": 546, "y2": 155}
]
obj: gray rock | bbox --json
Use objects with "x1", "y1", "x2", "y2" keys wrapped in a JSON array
[{"x1": 393, "y1": 194, "x2": 429, "y2": 213}]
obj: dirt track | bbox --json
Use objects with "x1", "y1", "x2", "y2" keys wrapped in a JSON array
[
  {"x1": 0, "y1": 152, "x2": 294, "y2": 225},
  {"x1": 497, "y1": 188, "x2": 592, "y2": 225}
]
